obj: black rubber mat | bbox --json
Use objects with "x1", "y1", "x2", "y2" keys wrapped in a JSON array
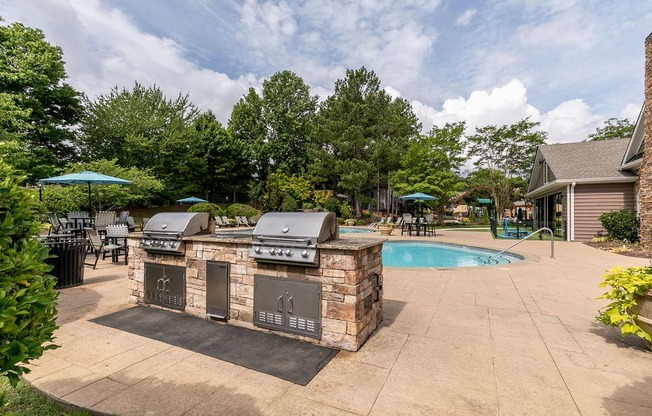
[{"x1": 90, "y1": 306, "x2": 338, "y2": 385}]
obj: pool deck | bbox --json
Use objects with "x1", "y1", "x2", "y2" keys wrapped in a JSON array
[{"x1": 25, "y1": 229, "x2": 652, "y2": 415}]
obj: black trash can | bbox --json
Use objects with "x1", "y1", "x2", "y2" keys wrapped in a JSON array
[{"x1": 44, "y1": 239, "x2": 87, "y2": 289}]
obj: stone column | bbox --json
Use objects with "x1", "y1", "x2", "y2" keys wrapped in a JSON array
[{"x1": 639, "y1": 33, "x2": 652, "y2": 244}]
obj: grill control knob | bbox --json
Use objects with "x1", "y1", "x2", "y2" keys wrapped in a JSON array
[
  {"x1": 269, "y1": 248, "x2": 276, "y2": 255},
  {"x1": 301, "y1": 250, "x2": 309, "y2": 258},
  {"x1": 284, "y1": 249, "x2": 293, "y2": 256},
  {"x1": 253, "y1": 246, "x2": 262, "y2": 254},
  {"x1": 169, "y1": 241, "x2": 177, "y2": 248}
]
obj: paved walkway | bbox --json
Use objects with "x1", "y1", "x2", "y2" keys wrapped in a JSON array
[{"x1": 26, "y1": 230, "x2": 652, "y2": 415}]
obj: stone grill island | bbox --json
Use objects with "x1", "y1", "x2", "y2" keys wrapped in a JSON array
[{"x1": 126, "y1": 224, "x2": 384, "y2": 352}]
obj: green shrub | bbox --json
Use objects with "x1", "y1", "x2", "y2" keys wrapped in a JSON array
[
  {"x1": 337, "y1": 217, "x2": 345, "y2": 225},
  {"x1": 596, "y1": 266, "x2": 652, "y2": 343},
  {"x1": 0, "y1": 162, "x2": 59, "y2": 387},
  {"x1": 339, "y1": 203, "x2": 352, "y2": 219},
  {"x1": 599, "y1": 209, "x2": 639, "y2": 242},
  {"x1": 302, "y1": 202, "x2": 314, "y2": 210},
  {"x1": 187, "y1": 202, "x2": 223, "y2": 218},
  {"x1": 323, "y1": 197, "x2": 341, "y2": 215},
  {"x1": 227, "y1": 203, "x2": 258, "y2": 218},
  {"x1": 355, "y1": 219, "x2": 367, "y2": 226},
  {"x1": 280, "y1": 195, "x2": 298, "y2": 212}
]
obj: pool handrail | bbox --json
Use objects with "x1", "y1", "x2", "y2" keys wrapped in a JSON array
[{"x1": 486, "y1": 227, "x2": 554, "y2": 262}]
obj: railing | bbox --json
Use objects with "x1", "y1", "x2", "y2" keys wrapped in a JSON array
[{"x1": 485, "y1": 227, "x2": 555, "y2": 263}]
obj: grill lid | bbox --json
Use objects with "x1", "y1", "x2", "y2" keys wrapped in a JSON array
[
  {"x1": 252, "y1": 212, "x2": 338, "y2": 244},
  {"x1": 143, "y1": 212, "x2": 209, "y2": 236}
]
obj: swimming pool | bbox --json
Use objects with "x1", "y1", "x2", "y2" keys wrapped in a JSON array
[
  {"x1": 382, "y1": 241, "x2": 522, "y2": 268},
  {"x1": 340, "y1": 227, "x2": 376, "y2": 234}
]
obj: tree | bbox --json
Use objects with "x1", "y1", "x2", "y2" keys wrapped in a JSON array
[
  {"x1": 588, "y1": 118, "x2": 635, "y2": 141},
  {"x1": 314, "y1": 67, "x2": 420, "y2": 217},
  {"x1": 228, "y1": 72, "x2": 318, "y2": 202},
  {"x1": 467, "y1": 118, "x2": 547, "y2": 219},
  {"x1": 391, "y1": 122, "x2": 467, "y2": 222},
  {"x1": 0, "y1": 161, "x2": 59, "y2": 387},
  {"x1": 262, "y1": 71, "x2": 318, "y2": 175},
  {"x1": 189, "y1": 111, "x2": 252, "y2": 201},
  {"x1": 0, "y1": 21, "x2": 84, "y2": 182},
  {"x1": 79, "y1": 83, "x2": 200, "y2": 200},
  {"x1": 228, "y1": 87, "x2": 266, "y2": 181}
]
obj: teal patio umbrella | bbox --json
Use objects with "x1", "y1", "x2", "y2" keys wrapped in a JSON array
[
  {"x1": 177, "y1": 196, "x2": 208, "y2": 204},
  {"x1": 40, "y1": 170, "x2": 132, "y2": 213},
  {"x1": 399, "y1": 192, "x2": 438, "y2": 216}
]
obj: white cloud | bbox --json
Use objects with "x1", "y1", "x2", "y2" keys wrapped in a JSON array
[
  {"x1": 427, "y1": 79, "x2": 539, "y2": 133},
  {"x1": 409, "y1": 79, "x2": 607, "y2": 144},
  {"x1": 539, "y1": 99, "x2": 602, "y2": 143},
  {"x1": 2, "y1": 0, "x2": 255, "y2": 124},
  {"x1": 456, "y1": 8, "x2": 476, "y2": 26}
]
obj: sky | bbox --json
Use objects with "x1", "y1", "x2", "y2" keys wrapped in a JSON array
[{"x1": 2, "y1": 0, "x2": 652, "y2": 144}]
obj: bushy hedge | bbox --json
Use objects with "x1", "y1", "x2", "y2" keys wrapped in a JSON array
[
  {"x1": 0, "y1": 162, "x2": 59, "y2": 387},
  {"x1": 226, "y1": 203, "x2": 258, "y2": 218},
  {"x1": 280, "y1": 195, "x2": 298, "y2": 212},
  {"x1": 599, "y1": 209, "x2": 639, "y2": 242},
  {"x1": 187, "y1": 202, "x2": 223, "y2": 218}
]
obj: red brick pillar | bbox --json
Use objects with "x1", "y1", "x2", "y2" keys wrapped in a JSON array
[{"x1": 639, "y1": 33, "x2": 652, "y2": 244}]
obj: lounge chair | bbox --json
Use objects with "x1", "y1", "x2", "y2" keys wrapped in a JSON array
[
  {"x1": 221, "y1": 216, "x2": 235, "y2": 227},
  {"x1": 247, "y1": 217, "x2": 257, "y2": 226},
  {"x1": 214, "y1": 216, "x2": 225, "y2": 227},
  {"x1": 238, "y1": 216, "x2": 252, "y2": 227}
]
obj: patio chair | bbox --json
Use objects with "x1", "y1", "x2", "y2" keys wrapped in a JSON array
[
  {"x1": 47, "y1": 213, "x2": 69, "y2": 234},
  {"x1": 425, "y1": 214, "x2": 437, "y2": 237},
  {"x1": 84, "y1": 227, "x2": 124, "y2": 269},
  {"x1": 94, "y1": 211, "x2": 116, "y2": 235},
  {"x1": 214, "y1": 216, "x2": 224, "y2": 227},
  {"x1": 105, "y1": 224, "x2": 128, "y2": 264},
  {"x1": 221, "y1": 216, "x2": 234, "y2": 227},
  {"x1": 247, "y1": 217, "x2": 258, "y2": 226},
  {"x1": 238, "y1": 216, "x2": 252, "y2": 227},
  {"x1": 401, "y1": 213, "x2": 413, "y2": 235},
  {"x1": 126, "y1": 216, "x2": 140, "y2": 231},
  {"x1": 117, "y1": 210, "x2": 130, "y2": 225}
]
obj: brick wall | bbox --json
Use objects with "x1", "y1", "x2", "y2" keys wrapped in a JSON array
[{"x1": 639, "y1": 33, "x2": 652, "y2": 244}]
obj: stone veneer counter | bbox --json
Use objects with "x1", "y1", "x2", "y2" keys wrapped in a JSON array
[{"x1": 127, "y1": 233, "x2": 384, "y2": 351}]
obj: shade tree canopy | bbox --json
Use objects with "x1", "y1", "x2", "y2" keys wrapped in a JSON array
[
  {"x1": 313, "y1": 67, "x2": 420, "y2": 217},
  {"x1": 0, "y1": 20, "x2": 83, "y2": 182}
]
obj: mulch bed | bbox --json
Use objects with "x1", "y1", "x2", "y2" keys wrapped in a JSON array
[{"x1": 585, "y1": 240, "x2": 652, "y2": 258}]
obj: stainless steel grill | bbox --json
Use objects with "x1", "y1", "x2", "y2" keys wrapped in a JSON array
[
  {"x1": 250, "y1": 212, "x2": 338, "y2": 267},
  {"x1": 140, "y1": 212, "x2": 209, "y2": 255}
]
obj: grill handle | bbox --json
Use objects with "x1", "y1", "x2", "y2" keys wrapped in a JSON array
[{"x1": 255, "y1": 235, "x2": 311, "y2": 245}]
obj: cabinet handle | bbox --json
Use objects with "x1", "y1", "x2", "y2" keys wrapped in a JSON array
[
  {"x1": 156, "y1": 278, "x2": 163, "y2": 291},
  {"x1": 287, "y1": 294, "x2": 293, "y2": 314},
  {"x1": 277, "y1": 295, "x2": 283, "y2": 313}
]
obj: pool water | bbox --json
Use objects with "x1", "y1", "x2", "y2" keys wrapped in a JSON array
[
  {"x1": 340, "y1": 227, "x2": 376, "y2": 234},
  {"x1": 382, "y1": 241, "x2": 522, "y2": 268}
]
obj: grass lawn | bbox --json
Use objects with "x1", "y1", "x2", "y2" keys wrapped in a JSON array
[{"x1": 0, "y1": 378, "x2": 91, "y2": 416}]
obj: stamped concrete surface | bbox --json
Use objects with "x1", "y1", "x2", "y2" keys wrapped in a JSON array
[{"x1": 25, "y1": 230, "x2": 652, "y2": 415}]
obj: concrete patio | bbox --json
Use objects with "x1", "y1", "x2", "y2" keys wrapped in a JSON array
[{"x1": 26, "y1": 229, "x2": 652, "y2": 415}]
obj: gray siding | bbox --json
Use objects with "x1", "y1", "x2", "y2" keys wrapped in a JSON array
[{"x1": 573, "y1": 183, "x2": 635, "y2": 241}]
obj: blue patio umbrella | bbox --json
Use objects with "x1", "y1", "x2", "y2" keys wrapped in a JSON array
[
  {"x1": 399, "y1": 192, "x2": 438, "y2": 216},
  {"x1": 176, "y1": 196, "x2": 208, "y2": 204},
  {"x1": 399, "y1": 192, "x2": 438, "y2": 202},
  {"x1": 40, "y1": 170, "x2": 132, "y2": 213}
]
